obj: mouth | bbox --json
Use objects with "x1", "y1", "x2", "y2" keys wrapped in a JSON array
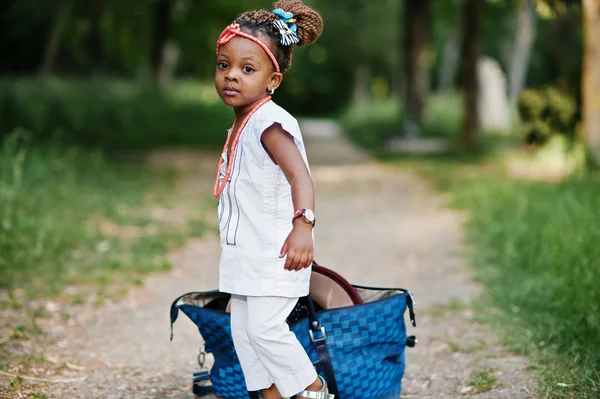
[{"x1": 223, "y1": 86, "x2": 240, "y2": 97}]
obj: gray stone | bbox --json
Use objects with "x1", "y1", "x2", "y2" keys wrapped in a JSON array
[{"x1": 477, "y1": 56, "x2": 512, "y2": 134}]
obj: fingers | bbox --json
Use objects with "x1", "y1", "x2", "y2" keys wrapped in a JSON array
[
  {"x1": 285, "y1": 249, "x2": 313, "y2": 271},
  {"x1": 284, "y1": 249, "x2": 296, "y2": 270},
  {"x1": 303, "y1": 252, "x2": 313, "y2": 269},
  {"x1": 281, "y1": 234, "x2": 314, "y2": 271},
  {"x1": 299, "y1": 251, "x2": 311, "y2": 270},
  {"x1": 280, "y1": 240, "x2": 289, "y2": 259},
  {"x1": 292, "y1": 249, "x2": 303, "y2": 271},
  {"x1": 291, "y1": 250, "x2": 304, "y2": 271}
]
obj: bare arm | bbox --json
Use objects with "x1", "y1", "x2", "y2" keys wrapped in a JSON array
[{"x1": 261, "y1": 123, "x2": 314, "y2": 271}]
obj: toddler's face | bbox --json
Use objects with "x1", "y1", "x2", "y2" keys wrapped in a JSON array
[{"x1": 215, "y1": 35, "x2": 279, "y2": 110}]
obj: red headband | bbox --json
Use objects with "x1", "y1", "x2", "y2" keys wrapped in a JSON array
[{"x1": 216, "y1": 23, "x2": 281, "y2": 73}]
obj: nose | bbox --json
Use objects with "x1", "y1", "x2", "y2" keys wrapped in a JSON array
[{"x1": 225, "y1": 68, "x2": 238, "y2": 82}]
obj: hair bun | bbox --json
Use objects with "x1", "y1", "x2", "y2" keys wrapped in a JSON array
[{"x1": 273, "y1": 0, "x2": 323, "y2": 47}]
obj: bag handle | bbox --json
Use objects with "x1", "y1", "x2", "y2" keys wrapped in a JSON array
[{"x1": 306, "y1": 295, "x2": 339, "y2": 396}]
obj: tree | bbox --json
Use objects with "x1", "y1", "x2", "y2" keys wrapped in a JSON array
[
  {"x1": 437, "y1": 28, "x2": 461, "y2": 93},
  {"x1": 461, "y1": 0, "x2": 482, "y2": 149},
  {"x1": 582, "y1": 0, "x2": 600, "y2": 164},
  {"x1": 84, "y1": 1, "x2": 105, "y2": 72},
  {"x1": 40, "y1": 0, "x2": 71, "y2": 75},
  {"x1": 508, "y1": 0, "x2": 537, "y2": 103},
  {"x1": 434, "y1": 0, "x2": 462, "y2": 93},
  {"x1": 150, "y1": 0, "x2": 176, "y2": 85},
  {"x1": 403, "y1": 0, "x2": 431, "y2": 132}
]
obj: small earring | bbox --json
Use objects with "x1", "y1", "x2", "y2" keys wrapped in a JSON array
[{"x1": 269, "y1": 88, "x2": 275, "y2": 95}]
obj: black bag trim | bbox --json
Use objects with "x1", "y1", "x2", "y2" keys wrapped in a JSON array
[{"x1": 306, "y1": 295, "x2": 339, "y2": 396}]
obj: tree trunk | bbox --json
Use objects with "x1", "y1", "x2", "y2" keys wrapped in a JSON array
[
  {"x1": 85, "y1": 2, "x2": 104, "y2": 72},
  {"x1": 352, "y1": 66, "x2": 370, "y2": 106},
  {"x1": 150, "y1": 0, "x2": 176, "y2": 85},
  {"x1": 461, "y1": 0, "x2": 482, "y2": 149},
  {"x1": 582, "y1": 0, "x2": 600, "y2": 165},
  {"x1": 39, "y1": 2, "x2": 70, "y2": 75},
  {"x1": 403, "y1": 0, "x2": 431, "y2": 129},
  {"x1": 437, "y1": 27, "x2": 461, "y2": 93},
  {"x1": 507, "y1": 0, "x2": 536, "y2": 103},
  {"x1": 158, "y1": 41, "x2": 180, "y2": 86}
]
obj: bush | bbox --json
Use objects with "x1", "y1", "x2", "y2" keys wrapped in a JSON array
[
  {"x1": 339, "y1": 100, "x2": 403, "y2": 151},
  {"x1": 517, "y1": 87, "x2": 578, "y2": 145},
  {"x1": 423, "y1": 93, "x2": 463, "y2": 139},
  {"x1": 0, "y1": 78, "x2": 232, "y2": 150},
  {"x1": 339, "y1": 93, "x2": 464, "y2": 153}
]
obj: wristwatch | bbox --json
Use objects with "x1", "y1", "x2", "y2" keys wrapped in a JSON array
[{"x1": 293, "y1": 208, "x2": 316, "y2": 227}]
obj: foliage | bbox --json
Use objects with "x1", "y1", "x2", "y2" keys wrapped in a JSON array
[
  {"x1": 527, "y1": 3, "x2": 583, "y2": 95},
  {"x1": 517, "y1": 87, "x2": 577, "y2": 145},
  {"x1": 0, "y1": 0, "x2": 401, "y2": 116},
  {"x1": 275, "y1": 0, "x2": 401, "y2": 115},
  {"x1": 407, "y1": 154, "x2": 600, "y2": 398},
  {"x1": 339, "y1": 100, "x2": 403, "y2": 151},
  {"x1": 339, "y1": 93, "x2": 465, "y2": 152},
  {"x1": 0, "y1": 0, "x2": 588, "y2": 117},
  {"x1": 0, "y1": 78, "x2": 231, "y2": 150},
  {"x1": 0, "y1": 131, "x2": 211, "y2": 299},
  {"x1": 423, "y1": 93, "x2": 463, "y2": 139}
]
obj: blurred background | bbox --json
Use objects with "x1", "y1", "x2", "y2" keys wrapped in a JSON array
[
  {"x1": 0, "y1": 0, "x2": 591, "y2": 149},
  {"x1": 1, "y1": 0, "x2": 599, "y2": 398}
]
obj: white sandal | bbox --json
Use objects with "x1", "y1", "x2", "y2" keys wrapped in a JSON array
[{"x1": 295, "y1": 375, "x2": 335, "y2": 399}]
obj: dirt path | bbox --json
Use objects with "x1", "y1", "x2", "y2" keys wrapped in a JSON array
[{"x1": 31, "y1": 127, "x2": 533, "y2": 399}]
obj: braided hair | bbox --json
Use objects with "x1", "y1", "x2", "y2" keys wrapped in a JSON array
[{"x1": 234, "y1": 0, "x2": 323, "y2": 73}]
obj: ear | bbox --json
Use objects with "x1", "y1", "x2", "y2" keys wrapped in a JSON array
[{"x1": 268, "y1": 72, "x2": 283, "y2": 92}]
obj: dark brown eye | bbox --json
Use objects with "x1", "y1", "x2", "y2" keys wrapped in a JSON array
[
  {"x1": 217, "y1": 62, "x2": 228, "y2": 69},
  {"x1": 242, "y1": 66, "x2": 254, "y2": 73}
]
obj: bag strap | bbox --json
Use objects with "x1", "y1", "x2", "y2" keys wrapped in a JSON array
[{"x1": 306, "y1": 295, "x2": 339, "y2": 396}]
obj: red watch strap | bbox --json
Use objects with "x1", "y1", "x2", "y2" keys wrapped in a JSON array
[{"x1": 292, "y1": 209, "x2": 303, "y2": 221}]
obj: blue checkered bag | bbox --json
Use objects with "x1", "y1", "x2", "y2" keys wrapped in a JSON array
[{"x1": 170, "y1": 276, "x2": 416, "y2": 399}]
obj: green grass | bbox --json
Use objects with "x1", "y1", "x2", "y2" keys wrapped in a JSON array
[
  {"x1": 426, "y1": 297, "x2": 470, "y2": 317},
  {"x1": 339, "y1": 93, "x2": 468, "y2": 152},
  {"x1": 0, "y1": 131, "x2": 212, "y2": 300},
  {"x1": 468, "y1": 369, "x2": 499, "y2": 393},
  {"x1": 0, "y1": 77, "x2": 232, "y2": 150},
  {"x1": 399, "y1": 154, "x2": 600, "y2": 398},
  {"x1": 0, "y1": 134, "x2": 213, "y2": 387},
  {"x1": 445, "y1": 338, "x2": 488, "y2": 354}
]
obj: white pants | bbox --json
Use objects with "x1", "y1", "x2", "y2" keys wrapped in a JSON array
[{"x1": 230, "y1": 295, "x2": 317, "y2": 397}]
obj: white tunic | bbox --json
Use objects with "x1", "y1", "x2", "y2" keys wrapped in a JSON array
[{"x1": 217, "y1": 100, "x2": 312, "y2": 298}]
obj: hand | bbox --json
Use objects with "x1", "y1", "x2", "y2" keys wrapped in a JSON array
[{"x1": 280, "y1": 221, "x2": 314, "y2": 271}]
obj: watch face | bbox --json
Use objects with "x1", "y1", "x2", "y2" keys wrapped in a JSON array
[{"x1": 304, "y1": 209, "x2": 315, "y2": 222}]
